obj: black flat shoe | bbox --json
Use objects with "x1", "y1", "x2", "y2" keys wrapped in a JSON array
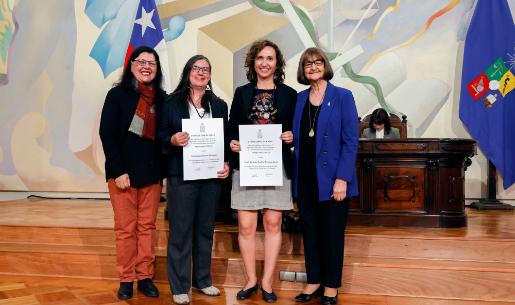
[
  {"x1": 236, "y1": 283, "x2": 258, "y2": 300},
  {"x1": 261, "y1": 287, "x2": 277, "y2": 303},
  {"x1": 118, "y1": 282, "x2": 133, "y2": 300},
  {"x1": 137, "y1": 278, "x2": 159, "y2": 297},
  {"x1": 295, "y1": 286, "x2": 323, "y2": 302},
  {"x1": 321, "y1": 293, "x2": 338, "y2": 305}
]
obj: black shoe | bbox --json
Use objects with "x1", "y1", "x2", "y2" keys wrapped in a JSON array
[
  {"x1": 117, "y1": 282, "x2": 133, "y2": 300},
  {"x1": 236, "y1": 283, "x2": 258, "y2": 300},
  {"x1": 321, "y1": 293, "x2": 338, "y2": 305},
  {"x1": 137, "y1": 278, "x2": 159, "y2": 297},
  {"x1": 295, "y1": 285, "x2": 323, "y2": 302},
  {"x1": 261, "y1": 287, "x2": 277, "y2": 303}
]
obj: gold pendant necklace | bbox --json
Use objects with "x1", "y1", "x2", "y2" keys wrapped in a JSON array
[{"x1": 308, "y1": 89, "x2": 326, "y2": 137}]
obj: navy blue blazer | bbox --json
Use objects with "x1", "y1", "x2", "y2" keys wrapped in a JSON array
[
  {"x1": 157, "y1": 95, "x2": 230, "y2": 176},
  {"x1": 292, "y1": 82, "x2": 359, "y2": 201}
]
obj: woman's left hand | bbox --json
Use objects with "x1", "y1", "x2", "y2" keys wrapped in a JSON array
[
  {"x1": 217, "y1": 162, "x2": 230, "y2": 179},
  {"x1": 331, "y1": 178, "x2": 347, "y2": 202},
  {"x1": 281, "y1": 131, "x2": 293, "y2": 144}
]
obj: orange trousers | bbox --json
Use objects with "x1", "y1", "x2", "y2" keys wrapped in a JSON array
[{"x1": 108, "y1": 179, "x2": 161, "y2": 282}]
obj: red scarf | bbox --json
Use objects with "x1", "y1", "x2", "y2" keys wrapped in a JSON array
[{"x1": 129, "y1": 81, "x2": 156, "y2": 139}]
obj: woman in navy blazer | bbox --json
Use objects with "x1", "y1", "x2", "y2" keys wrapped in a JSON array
[{"x1": 292, "y1": 48, "x2": 359, "y2": 304}]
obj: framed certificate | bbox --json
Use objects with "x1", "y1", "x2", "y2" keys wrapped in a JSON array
[
  {"x1": 182, "y1": 118, "x2": 224, "y2": 181},
  {"x1": 239, "y1": 124, "x2": 283, "y2": 186}
]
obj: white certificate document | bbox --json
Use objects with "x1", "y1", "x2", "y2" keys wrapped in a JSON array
[
  {"x1": 182, "y1": 118, "x2": 224, "y2": 181},
  {"x1": 239, "y1": 124, "x2": 283, "y2": 186}
]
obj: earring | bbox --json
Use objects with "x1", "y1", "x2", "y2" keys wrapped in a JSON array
[{"x1": 205, "y1": 84, "x2": 211, "y2": 91}]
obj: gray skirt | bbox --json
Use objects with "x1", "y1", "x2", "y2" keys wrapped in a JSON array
[{"x1": 231, "y1": 167, "x2": 293, "y2": 210}]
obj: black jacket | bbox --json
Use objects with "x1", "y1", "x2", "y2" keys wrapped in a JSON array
[
  {"x1": 99, "y1": 85, "x2": 167, "y2": 183},
  {"x1": 228, "y1": 83, "x2": 297, "y2": 179},
  {"x1": 158, "y1": 95, "x2": 230, "y2": 176}
]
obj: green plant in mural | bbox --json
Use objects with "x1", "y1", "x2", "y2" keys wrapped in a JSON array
[
  {"x1": 0, "y1": 0, "x2": 13, "y2": 66},
  {"x1": 250, "y1": 0, "x2": 393, "y2": 113}
]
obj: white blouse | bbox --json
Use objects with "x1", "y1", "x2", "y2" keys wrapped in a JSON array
[
  {"x1": 188, "y1": 102, "x2": 212, "y2": 119},
  {"x1": 376, "y1": 128, "x2": 384, "y2": 139}
]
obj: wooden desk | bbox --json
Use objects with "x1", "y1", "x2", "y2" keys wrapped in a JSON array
[
  {"x1": 215, "y1": 139, "x2": 477, "y2": 228},
  {"x1": 351, "y1": 138, "x2": 477, "y2": 228}
]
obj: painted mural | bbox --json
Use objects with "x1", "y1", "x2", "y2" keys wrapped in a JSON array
[{"x1": 0, "y1": 0, "x2": 514, "y2": 199}]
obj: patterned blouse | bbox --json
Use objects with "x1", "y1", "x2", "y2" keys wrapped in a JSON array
[{"x1": 248, "y1": 88, "x2": 277, "y2": 125}]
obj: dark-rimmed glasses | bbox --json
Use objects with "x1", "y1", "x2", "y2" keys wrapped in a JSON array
[
  {"x1": 304, "y1": 59, "x2": 324, "y2": 68},
  {"x1": 192, "y1": 65, "x2": 211, "y2": 74}
]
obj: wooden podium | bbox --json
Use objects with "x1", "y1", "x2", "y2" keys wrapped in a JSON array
[
  {"x1": 216, "y1": 138, "x2": 477, "y2": 228},
  {"x1": 350, "y1": 138, "x2": 476, "y2": 228}
]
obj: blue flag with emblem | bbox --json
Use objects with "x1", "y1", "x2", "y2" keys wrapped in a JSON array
[{"x1": 460, "y1": 0, "x2": 515, "y2": 189}]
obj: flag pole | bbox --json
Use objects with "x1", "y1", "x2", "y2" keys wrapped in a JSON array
[{"x1": 470, "y1": 159, "x2": 514, "y2": 210}]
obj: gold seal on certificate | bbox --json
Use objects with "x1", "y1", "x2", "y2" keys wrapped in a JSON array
[
  {"x1": 239, "y1": 124, "x2": 283, "y2": 186},
  {"x1": 182, "y1": 118, "x2": 224, "y2": 181}
]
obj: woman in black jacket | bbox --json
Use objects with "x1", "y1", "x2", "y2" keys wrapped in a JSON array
[
  {"x1": 158, "y1": 55, "x2": 230, "y2": 305},
  {"x1": 99, "y1": 46, "x2": 167, "y2": 301},
  {"x1": 228, "y1": 39, "x2": 297, "y2": 302}
]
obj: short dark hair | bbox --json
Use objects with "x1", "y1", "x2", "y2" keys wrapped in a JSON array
[
  {"x1": 114, "y1": 46, "x2": 164, "y2": 91},
  {"x1": 169, "y1": 55, "x2": 214, "y2": 113},
  {"x1": 297, "y1": 47, "x2": 333, "y2": 85},
  {"x1": 369, "y1": 108, "x2": 391, "y2": 134},
  {"x1": 244, "y1": 39, "x2": 286, "y2": 85}
]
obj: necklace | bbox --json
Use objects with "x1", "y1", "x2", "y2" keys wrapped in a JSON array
[
  {"x1": 255, "y1": 85, "x2": 276, "y2": 120},
  {"x1": 140, "y1": 95, "x2": 155, "y2": 114},
  {"x1": 308, "y1": 89, "x2": 326, "y2": 137},
  {"x1": 189, "y1": 95, "x2": 206, "y2": 118}
]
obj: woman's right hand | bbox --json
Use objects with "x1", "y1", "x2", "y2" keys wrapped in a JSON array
[
  {"x1": 115, "y1": 174, "x2": 130, "y2": 190},
  {"x1": 171, "y1": 132, "x2": 190, "y2": 147},
  {"x1": 230, "y1": 140, "x2": 241, "y2": 153}
]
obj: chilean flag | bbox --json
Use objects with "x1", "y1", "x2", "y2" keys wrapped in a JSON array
[{"x1": 125, "y1": 0, "x2": 171, "y2": 93}]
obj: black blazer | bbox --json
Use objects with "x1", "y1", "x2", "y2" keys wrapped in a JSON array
[
  {"x1": 228, "y1": 83, "x2": 297, "y2": 179},
  {"x1": 99, "y1": 85, "x2": 167, "y2": 182},
  {"x1": 158, "y1": 95, "x2": 230, "y2": 176}
]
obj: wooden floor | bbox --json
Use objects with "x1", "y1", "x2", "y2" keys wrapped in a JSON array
[
  {"x1": 1, "y1": 198, "x2": 515, "y2": 302},
  {"x1": 0, "y1": 275, "x2": 514, "y2": 305}
]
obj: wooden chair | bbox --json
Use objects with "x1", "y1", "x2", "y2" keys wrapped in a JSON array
[{"x1": 358, "y1": 113, "x2": 408, "y2": 138}]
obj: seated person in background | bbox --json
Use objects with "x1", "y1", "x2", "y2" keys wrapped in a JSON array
[{"x1": 362, "y1": 108, "x2": 400, "y2": 139}]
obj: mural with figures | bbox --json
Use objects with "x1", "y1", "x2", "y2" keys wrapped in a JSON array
[{"x1": 1, "y1": 0, "x2": 515, "y2": 200}]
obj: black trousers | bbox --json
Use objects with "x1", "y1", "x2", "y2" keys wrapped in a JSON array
[
  {"x1": 296, "y1": 176, "x2": 350, "y2": 288},
  {"x1": 166, "y1": 176, "x2": 221, "y2": 295}
]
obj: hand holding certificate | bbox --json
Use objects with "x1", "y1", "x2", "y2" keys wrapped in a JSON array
[
  {"x1": 239, "y1": 124, "x2": 283, "y2": 186},
  {"x1": 182, "y1": 118, "x2": 224, "y2": 181}
]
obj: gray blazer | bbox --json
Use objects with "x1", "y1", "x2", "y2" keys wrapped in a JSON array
[{"x1": 362, "y1": 127, "x2": 400, "y2": 139}]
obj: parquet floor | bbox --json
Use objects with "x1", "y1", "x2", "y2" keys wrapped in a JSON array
[
  {"x1": 0, "y1": 198, "x2": 514, "y2": 239},
  {"x1": 0, "y1": 275, "x2": 513, "y2": 305}
]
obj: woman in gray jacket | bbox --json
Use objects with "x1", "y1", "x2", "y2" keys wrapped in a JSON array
[{"x1": 362, "y1": 108, "x2": 400, "y2": 139}]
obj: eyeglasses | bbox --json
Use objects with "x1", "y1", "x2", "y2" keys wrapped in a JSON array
[
  {"x1": 304, "y1": 59, "x2": 324, "y2": 68},
  {"x1": 192, "y1": 65, "x2": 211, "y2": 73},
  {"x1": 133, "y1": 59, "x2": 157, "y2": 68}
]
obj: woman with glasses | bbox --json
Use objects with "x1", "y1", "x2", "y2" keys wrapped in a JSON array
[
  {"x1": 158, "y1": 55, "x2": 230, "y2": 305},
  {"x1": 292, "y1": 48, "x2": 359, "y2": 305},
  {"x1": 100, "y1": 46, "x2": 167, "y2": 300},
  {"x1": 228, "y1": 39, "x2": 297, "y2": 302}
]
